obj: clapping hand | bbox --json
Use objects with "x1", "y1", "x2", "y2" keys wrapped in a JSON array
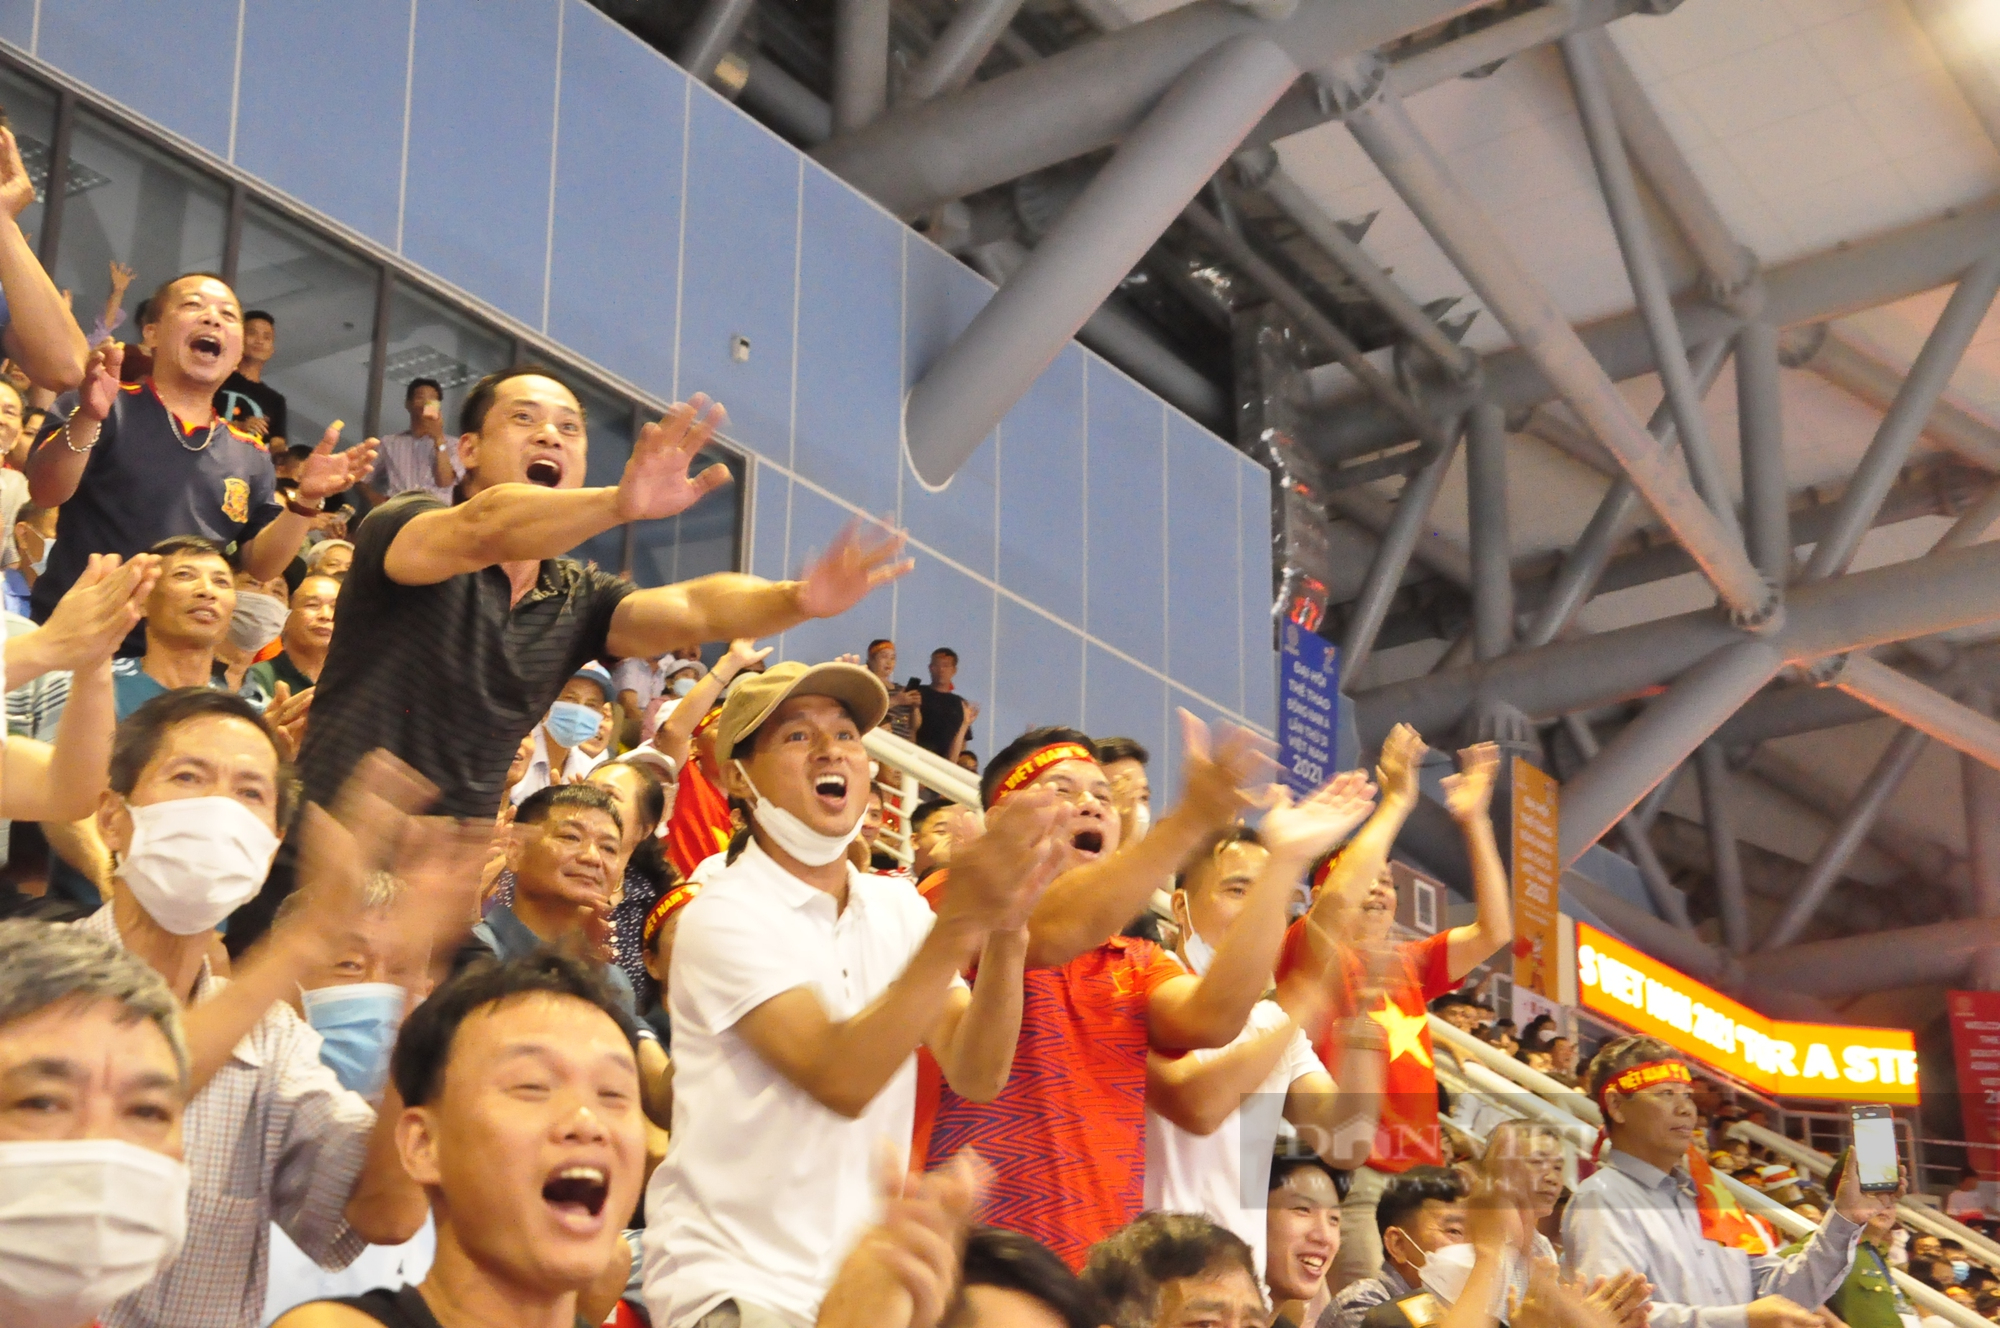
[
  {"x1": 0, "y1": 129, "x2": 34, "y2": 219},
  {"x1": 1443, "y1": 742, "x2": 1501, "y2": 824},
  {"x1": 1376, "y1": 722, "x2": 1428, "y2": 807},
  {"x1": 265, "y1": 682, "x2": 314, "y2": 761},
  {"x1": 1173, "y1": 710, "x2": 1274, "y2": 831},
  {"x1": 1261, "y1": 768, "x2": 1378, "y2": 865},
  {"x1": 295, "y1": 422, "x2": 378, "y2": 503},
  {"x1": 75, "y1": 341, "x2": 124, "y2": 423},
  {"x1": 816, "y1": 1149, "x2": 990, "y2": 1328},
  {"x1": 797, "y1": 519, "x2": 914, "y2": 619},
  {"x1": 940, "y1": 785, "x2": 1071, "y2": 941},
  {"x1": 33, "y1": 552, "x2": 160, "y2": 672},
  {"x1": 615, "y1": 393, "x2": 733, "y2": 522}
]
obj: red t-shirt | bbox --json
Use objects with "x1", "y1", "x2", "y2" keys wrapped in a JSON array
[
  {"x1": 920, "y1": 936, "x2": 1184, "y2": 1268},
  {"x1": 663, "y1": 759, "x2": 734, "y2": 878},
  {"x1": 1274, "y1": 920, "x2": 1456, "y2": 1172}
]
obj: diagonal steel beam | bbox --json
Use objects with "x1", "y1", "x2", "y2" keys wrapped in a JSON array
[
  {"x1": 903, "y1": 35, "x2": 1299, "y2": 485},
  {"x1": 1466, "y1": 402, "x2": 1513, "y2": 662},
  {"x1": 1800, "y1": 254, "x2": 2000, "y2": 582},
  {"x1": 678, "y1": 0, "x2": 759, "y2": 83},
  {"x1": 1558, "y1": 639, "x2": 1785, "y2": 867},
  {"x1": 1694, "y1": 741, "x2": 1751, "y2": 953},
  {"x1": 1563, "y1": 32, "x2": 1740, "y2": 540},
  {"x1": 1788, "y1": 328, "x2": 2000, "y2": 472},
  {"x1": 1831, "y1": 654, "x2": 2000, "y2": 773},
  {"x1": 1757, "y1": 724, "x2": 1929, "y2": 950},
  {"x1": 1966, "y1": 686, "x2": 2000, "y2": 918},
  {"x1": 1336, "y1": 77, "x2": 1778, "y2": 629},
  {"x1": 833, "y1": 0, "x2": 892, "y2": 132},
  {"x1": 1736, "y1": 319, "x2": 1791, "y2": 588},
  {"x1": 901, "y1": 0, "x2": 1031, "y2": 103},
  {"x1": 1339, "y1": 427, "x2": 1463, "y2": 682},
  {"x1": 1563, "y1": 714, "x2": 1694, "y2": 926}
]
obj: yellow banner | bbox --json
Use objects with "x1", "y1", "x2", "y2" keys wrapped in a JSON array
[
  {"x1": 1511, "y1": 758, "x2": 1560, "y2": 998},
  {"x1": 1576, "y1": 922, "x2": 1919, "y2": 1104}
]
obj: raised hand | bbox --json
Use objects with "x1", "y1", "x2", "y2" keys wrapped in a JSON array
[
  {"x1": 295, "y1": 422, "x2": 379, "y2": 502},
  {"x1": 615, "y1": 393, "x2": 733, "y2": 522},
  {"x1": 817, "y1": 1149, "x2": 989, "y2": 1328},
  {"x1": 75, "y1": 341, "x2": 124, "y2": 423},
  {"x1": 265, "y1": 682, "x2": 314, "y2": 762},
  {"x1": 0, "y1": 129, "x2": 34, "y2": 219},
  {"x1": 1174, "y1": 709, "x2": 1274, "y2": 830},
  {"x1": 1443, "y1": 742, "x2": 1500, "y2": 824},
  {"x1": 32, "y1": 552, "x2": 160, "y2": 672},
  {"x1": 797, "y1": 519, "x2": 913, "y2": 619},
  {"x1": 723, "y1": 637, "x2": 773, "y2": 675},
  {"x1": 939, "y1": 786, "x2": 1069, "y2": 939},
  {"x1": 1262, "y1": 767, "x2": 1378, "y2": 864},
  {"x1": 1375, "y1": 722, "x2": 1428, "y2": 806},
  {"x1": 288, "y1": 750, "x2": 443, "y2": 958},
  {"x1": 108, "y1": 260, "x2": 135, "y2": 298},
  {"x1": 385, "y1": 815, "x2": 493, "y2": 982}
]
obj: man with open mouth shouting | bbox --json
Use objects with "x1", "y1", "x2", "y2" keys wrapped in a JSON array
[
  {"x1": 24, "y1": 273, "x2": 378, "y2": 651},
  {"x1": 641, "y1": 659, "x2": 1072, "y2": 1328},
  {"x1": 230, "y1": 366, "x2": 911, "y2": 952},
  {"x1": 917, "y1": 714, "x2": 1378, "y2": 1270}
]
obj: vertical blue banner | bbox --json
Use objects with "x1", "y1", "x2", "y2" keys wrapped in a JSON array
[{"x1": 1278, "y1": 621, "x2": 1338, "y2": 797}]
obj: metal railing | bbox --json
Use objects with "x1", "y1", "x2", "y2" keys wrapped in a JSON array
[{"x1": 861, "y1": 727, "x2": 981, "y2": 871}]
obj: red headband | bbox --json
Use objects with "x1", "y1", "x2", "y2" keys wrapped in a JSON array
[
  {"x1": 989, "y1": 742, "x2": 1096, "y2": 808},
  {"x1": 693, "y1": 705, "x2": 724, "y2": 740},
  {"x1": 644, "y1": 880, "x2": 702, "y2": 947},
  {"x1": 1598, "y1": 1059, "x2": 1691, "y2": 1105}
]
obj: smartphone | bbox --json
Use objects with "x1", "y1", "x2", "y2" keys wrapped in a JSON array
[{"x1": 1850, "y1": 1104, "x2": 1901, "y2": 1192}]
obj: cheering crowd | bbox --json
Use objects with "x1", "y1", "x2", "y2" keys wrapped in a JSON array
[{"x1": 0, "y1": 114, "x2": 1942, "y2": 1328}]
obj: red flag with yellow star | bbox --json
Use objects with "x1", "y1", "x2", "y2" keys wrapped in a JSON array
[{"x1": 1688, "y1": 1147, "x2": 1777, "y2": 1254}]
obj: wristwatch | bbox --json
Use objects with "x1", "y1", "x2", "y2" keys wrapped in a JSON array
[{"x1": 285, "y1": 494, "x2": 325, "y2": 518}]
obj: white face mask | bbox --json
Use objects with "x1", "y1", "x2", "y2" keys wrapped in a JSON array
[
  {"x1": 734, "y1": 761, "x2": 862, "y2": 867},
  {"x1": 1130, "y1": 800, "x2": 1151, "y2": 842},
  {"x1": 0, "y1": 1139, "x2": 190, "y2": 1328},
  {"x1": 1408, "y1": 1241, "x2": 1510, "y2": 1314},
  {"x1": 226, "y1": 590, "x2": 290, "y2": 653},
  {"x1": 120, "y1": 795, "x2": 282, "y2": 935},
  {"x1": 1172, "y1": 895, "x2": 1214, "y2": 975}
]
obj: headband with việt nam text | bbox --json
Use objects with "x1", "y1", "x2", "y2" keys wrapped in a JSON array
[
  {"x1": 644, "y1": 880, "x2": 703, "y2": 947},
  {"x1": 988, "y1": 742, "x2": 1097, "y2": 808},
  {"x1": 1597, "y1": 1058, "x2": 1691, "y2": 1108}
]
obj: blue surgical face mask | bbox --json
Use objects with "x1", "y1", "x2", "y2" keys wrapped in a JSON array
[
  {"x1": 29, "y1": 536, "x2": 51, "y2": 577},
  {"x1": 300, "y1": 982, "x2": 405, "y2": 1098},
  {"x1": 1954, "y1": 1260, "x2": 1971, "y2": 1284},
  {"x1": 669, "y1": 676, "x2": 697, "y2": 698},
  {"x1": 546, "y1": 700, "x2": 603, "y2": 749}
]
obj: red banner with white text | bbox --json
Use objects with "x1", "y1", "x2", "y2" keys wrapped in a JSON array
[{"x1": 1949, "y1": 990, "x2": 2000, "y2": 1181}]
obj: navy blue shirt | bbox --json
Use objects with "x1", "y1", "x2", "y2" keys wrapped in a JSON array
[{"x1": 30, "y1": 379, "x2": 283, "y2": 623}]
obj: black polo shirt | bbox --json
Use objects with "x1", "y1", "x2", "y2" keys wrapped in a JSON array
[
  {"x1": 30, "y1": 379, "x2": 283, "y2": 623},
  {"x1": 295, "y1": 492, "x2": 634, "y2": 820}
]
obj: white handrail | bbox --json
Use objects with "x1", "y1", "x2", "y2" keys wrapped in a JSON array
[
  {"x1": 1430, "y1": 1014, "x2": 1603, "y2": 1124},
  {"x1": 864, "y1": 727, "x2": 981, "y2": 807},
  {"x1": 1728, "y1": 1119, "x2": 2000, "y2": 1270}
]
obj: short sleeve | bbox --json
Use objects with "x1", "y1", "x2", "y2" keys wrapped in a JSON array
[
  {"x1": 611, "y1": 658, "x2": 652, "y2": 697},
  {"x1": 1134, "y1": 940, "x2": 1185, "y2": 999},
  {"x1": 1411, "y1": 931, "x2": 1457, "y2": 1002},
  {"x1": 264, "y1": 1008, "x2": 375, "y2": 1267},
  {"x1": 673, "y1": 893, "x2": 819, "y2": 1034},
  {"x1": 239, "y1": 458, "x2": 283, "y2": 543},
  {"x1": 350, "y1": 491, "x2": 442, "y2": 581},
  {"x1": 575, "y1": 566, "x2": 637, "y2": 669},
  {"x1": 1282, "y1": 1025, "x2": 1328, "y2": 1085}
]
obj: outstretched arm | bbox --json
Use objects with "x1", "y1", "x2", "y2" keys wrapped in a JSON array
[
  {"x1": 243, "y1": 423, "x2": 378, "y2": 580},
  {"x1": 383, "y1": 395, "x2": 730, "y2": 585},
  {"x1": 650, "y1": 638, "x2": 770, "y2": 770},
  {"x1": 606, "y1": 519, "x2": 910, "y2": 657},
  {"x1": 1443, "y1": 742, "x2": 1513, "y2": 980},
  {"x1": 0, "y1": 130, "x2": 86, "y2": 390},
  {"x1": 1299, "y1": 723, "x2": 1426, "y2": 959}
]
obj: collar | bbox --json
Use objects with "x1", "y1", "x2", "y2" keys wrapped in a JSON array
[
  {"x1": 1602, "y1": 1147, "x2": 1685, "y2": 1191},
  {"x1": 1380, "y1": 1264, "x2": 1415, "y2": 1300},
  {"x1": 79, "y1": 903, "x2": 258, "y2": 1066},
  {"x1": 482, "y1": 903, "x2": 544, "y2": 959},
  {"x1": 731, "y1": 838, "x2": 862, "y2": 914}
]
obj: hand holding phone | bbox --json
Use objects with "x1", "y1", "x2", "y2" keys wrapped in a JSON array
[{"x1": 1850, "y1": 1105, "x2": 1900, "y2": 1193}]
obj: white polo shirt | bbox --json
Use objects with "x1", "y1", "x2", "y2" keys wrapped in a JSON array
[
  {"x1": 640, "y1": 839, "x2": 960, "y2": 1328},
  {"x1": 1144, "y1": 984, "x2": 1326, "y2": 1275}
]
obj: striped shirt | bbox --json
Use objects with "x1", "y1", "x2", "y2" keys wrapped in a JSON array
[
  {"x1": 295, "y1": 493, "x2": 633, "y2": 820},
  {"x1": 75, "y1": 905, "x2": 376, "y2": 1328}
]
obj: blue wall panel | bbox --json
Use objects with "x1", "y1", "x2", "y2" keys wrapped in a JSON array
[
  {"x1": 750, "y1": 466, "x2": 789, "y2": 582},
  {"x1": 893, "y1": 556, "x2": 995, "y2": 755},
  {"x1": 0, "y1": 2, "x2": 30, "y2": 49},
  {"x1": 990, "y1": 597, "x2": 1084, "y2": 758},
  {"x1": 1084, "y1": 643, "x2": 1165, "y2": 782},
  {"x1": 1166, "y1": 413, "x2": 1242, "y2": 714},
  {"x1": 781, "y1": 485, "x2": 891, "y2": 667},
  {"x1": 236, "y1": 0, "x2": 409, "y2": 246},
  {"x1": 1240, "y1": 459, "x2": 1276, "y2": 729},
  {"x1": 997, "y1": 345, "x2": 1086, "y2": 627},
  {"x1": 36, "y1": 2, "x2": 237, "y2": 156},
  {"x1": 547, "y1": 3, "x2": 685, "y2": 397},
  {"x1": 902, "y1": 240, "x2": 998, "y2": 578},
  {"x1": 794, "y1": 163, "x2": 901, "y2": 523},
  {"x1": 676, "y1": 88, "x2": 798, "y2": 465},
  {"x1": 1161, "y1": 689, "x2": 1234, "y2": 809},
  {"x1": 1084, "y1": 362, "x2": 1165, "y2": 670},
  {"x1": 401, "y1": 0, "x2": 559, "y2": 323}
]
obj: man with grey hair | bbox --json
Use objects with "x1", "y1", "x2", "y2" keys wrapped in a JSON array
[{"x1": 0, "y1": 918, "x2": 193, "y2": 1328}]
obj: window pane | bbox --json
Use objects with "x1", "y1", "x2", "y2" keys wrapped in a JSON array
[
  {"x1": 53, "y1": 111, "x2": 226, "y2": 329},
  {"x1": 382, "y1": 282, "x2": 510, "y2": 441},
  {"x1": 629, "y1": 446, "x2": 744, "y2": 587},
  {"x1": 0, "y1": 67, "x2": 59, "y2": 254},
  {"x1": 569, "y1": 382, "x2": 634, "y2": 575},
  {"x1": 234, "y1": 203, "x2": 377, "y2": 448}
]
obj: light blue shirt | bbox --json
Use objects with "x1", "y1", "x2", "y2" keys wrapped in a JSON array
[{"x1": 1564, "y1": 1148, "x2": 1862, "y2": 1328}]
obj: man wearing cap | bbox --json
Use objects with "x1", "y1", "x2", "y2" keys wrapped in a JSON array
[
  {"x1": 512, "y1": 661, "x2": 615, "y2": 803},
  {"x1": 919, "y1": 716, "x2": 1345, "y2": 1269},
  {"x1": 236, "y1": 369, "x2": 908, "y2": 951},
  {"x1": 640, "y1": 659, "x2": 1070, "y2": 1328},
  {"x1": 1566, "y1": 1034, "x2": 1900, "y2": 1328}
]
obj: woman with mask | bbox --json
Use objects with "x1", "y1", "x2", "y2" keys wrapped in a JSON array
[{"x1": 0, "y1": 919, "x2": 192, "y2": 1328}]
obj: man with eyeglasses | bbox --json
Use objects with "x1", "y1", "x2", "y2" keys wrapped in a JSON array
[
  {"x1": 1565, "y1": 1034, "x2": 1901, "y2": 1328},
  {"x1": 916, "y1": 719, "x2": 1377, "y2": 1268}
]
